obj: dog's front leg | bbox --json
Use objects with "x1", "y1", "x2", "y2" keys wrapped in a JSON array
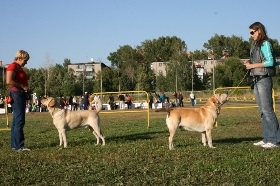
[
  {"x1": 61, "y1": 129, "x2": 67, "y2": 148},
  {"x1": 58, "y1": 129, "x2": 67, "y2": 148},
  {"x1": 205, "y1": 128, "x2": 215, "y2": 148},
  {"x1": 58, "y1": 130, "x2": 63, "y2": 147}
]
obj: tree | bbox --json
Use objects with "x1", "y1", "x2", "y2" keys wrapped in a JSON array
[
  {"x1": 141, "y1": 36, "x2": 187, "y2": 62},
  {"x1": 203, "y1": 34, "x2": 250, "y2": 59},
  {"x1": 136, "y1": 63, "x2": 155, "y2": 92},
  {"x1": 93, "y1": 67, "x2": 118, "y2": 92},
  {"x1": 214, "y1": 57, "x2": 248, "y2": 88}
]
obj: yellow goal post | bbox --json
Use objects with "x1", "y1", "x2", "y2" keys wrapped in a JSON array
[
  {"x1": 90, "y1": 91, "x2": 151, "y2": 128},
  {"x1": 0, "y1": 96, "x2": 10, "y2": 131},
  {"x1": 214, "y1": 86, "x2": 275, "y2": 111}
]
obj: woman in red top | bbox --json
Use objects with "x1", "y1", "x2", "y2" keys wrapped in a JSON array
[{"x1": 6, "y1": 50, "x2": 31, "y2": 151}]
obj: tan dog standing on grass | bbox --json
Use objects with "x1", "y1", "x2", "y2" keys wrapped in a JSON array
[
  {"x1": 156, "y1": 93, "x2": 228, "y2": 150},
  {"x1": 41, "y1": 97, "x2": 105, "y2": 148}
]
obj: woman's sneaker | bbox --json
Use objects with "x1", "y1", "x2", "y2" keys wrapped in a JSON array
[
  {"x1": 253, "y1": 141, "x2": 265, "y2": 146},
  {"x1": 14, "y1": 147, "x2": 31, "y2": 152},
  {"x1": 261, "y1": 142, "x2": 278, "y2": 149}
]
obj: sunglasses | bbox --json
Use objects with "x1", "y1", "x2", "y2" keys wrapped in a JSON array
[{"x1": 250, "y1": 30, "x2": 257, "y2": 35}]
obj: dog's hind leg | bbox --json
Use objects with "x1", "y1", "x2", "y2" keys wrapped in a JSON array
[
  {"x1": 201, "y1": 132, "x2": 207, "y2": 146},
  {"x1": 58, "y1": 130, "x2": 63, "y2": 147},
  {"x1": 166, "y1": 118, "x2": 178, "y2": 150},
  {"x1": 89, "y1": 126, "x2": 105, "y2": 146}
]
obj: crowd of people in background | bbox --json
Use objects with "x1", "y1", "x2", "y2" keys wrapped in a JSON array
[
  {"x1": 1, "y1": 91, "x2": 197, "y2": 113},
  {"x1": 148, "y1": 91, "x2": 196, "y2": 109}
]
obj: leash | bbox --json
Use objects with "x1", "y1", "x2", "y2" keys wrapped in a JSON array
[{"x1": 227, "y1": 70, "x2": 250, "y2": 97}]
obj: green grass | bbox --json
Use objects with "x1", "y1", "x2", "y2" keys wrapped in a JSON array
[{"x1": 1, "y1": 105, "x2": 280, "y2": 185}]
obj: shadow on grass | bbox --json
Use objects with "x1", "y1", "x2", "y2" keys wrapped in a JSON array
[
  {"x1": 214, "y1": 137, "x2": 262, "y2": 144},
  {"x1": 173, "y1": 137, "x2": 262, "y2": 149},
  {"x1": 34, "y1": 130, "x2": 168, "y2": 149},
  {"x1": 105, "y1": 130, "x2": 167, "y2": 142}
]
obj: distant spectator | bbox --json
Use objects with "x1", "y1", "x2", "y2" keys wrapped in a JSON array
[
  {"x1": 125, "y1": 94, "x2": 132, "y2": 109},
  {"x1": 73, "y1": 96, "x2": 78, "y2": 110},
  {"x1": 178, "y1": 92, "x2": 184, "y2": 107},
  {"x1": 173, "y1": 91, "x2": 178, "y2": 106},
  {"x1": 149, "y1": 92, "x2": 154, "y2": 109},
  {"x1": 0, "y1": 97, "x2": 4, "y2": 108},
  {"x1": 83, "y1": 92, "x2": 90, "y2": 110},
  {"x1": 190, "y1": 92, "x2": 195, "y2": 106},
  {"x1": 118, "y1": 93, "x2": 125, "y2": 109},
  {"x1": 108, "y1": 94, "x2": 115, "y2": 110},
  {"x1": 159, "y1": 92, "x2": 166, "y2": 103},
  {"x1": 68, "y1": 95, "x2": 73, "y2": 110}
]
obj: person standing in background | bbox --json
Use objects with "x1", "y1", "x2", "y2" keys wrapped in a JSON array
[
  {"x1": 72, "y1": 96, "x2": 78, "y2": 110},
  {"x1": 178, "y1": 92, "x2": 184, "y2": 107},
  {"x1": 6, "y1": 50, "x2": 31, "y2": 151},
  {"x1": 83, "y1": 92, "x2": 89, "y2": 110},
  {"x1": 149, "y1": 92, "x2": 154, "y2": 109},
  {"x1": 190, "y1": 92, "x2": 195, "y2": 107},
  {"x1": 68, "y1": 95, "x2": 73, "y2": 110},
  {"x1": 125, "y1": 94, "x2": 132, "y2": 109},
  {"x1": 108, "y1": 94, "x2": 115, "y2": 110},
  {"x1": 244, "y1": 22, "x2": 280, "y2": 148},
  {"x1": 118, "y1": 93, "x2": 125, "y2": 109}
]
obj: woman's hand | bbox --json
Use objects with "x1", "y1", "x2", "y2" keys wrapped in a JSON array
[{"x1": 244, "y1": 59, "x2": 252, "y2": 69}]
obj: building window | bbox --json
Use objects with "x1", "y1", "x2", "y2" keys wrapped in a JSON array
[
  {"x1": 78, "y1": 65, "x2": 84, "y2": 69},
  {"x1": 159, "y1": 63, "x2": 162, "y2": 67},
  {"x1": 204, "y1": 61, "x2": 207, "y2": 65}
]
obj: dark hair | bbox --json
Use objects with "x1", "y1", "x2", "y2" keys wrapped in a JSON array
[{"x1": 249, "y1": 22, "x2": 269, "y2": 47}]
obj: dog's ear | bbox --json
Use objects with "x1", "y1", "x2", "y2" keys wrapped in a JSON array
[
  {"x1": 211, "y1": 94, "x2": 218, "y2": 103},
  {"x1": 48, "y1": 99, "x2": 56, "y2": 107}
]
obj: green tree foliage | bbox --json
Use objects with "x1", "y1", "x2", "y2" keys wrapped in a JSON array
[
  {"x1": 136, "y1": 63, "x2": 155, "y2": 92},
  {"x1": 94, "y1": 67, "x2": 119, "y2": 92},
  {"x1": 203, "y1": 34, "x2": 250, "y2": 59},
  {"x1": 5, "y1": 34, "x2": 279, "y2": 98},
  {"x1": 26, "y1": 68, "x2": 46, "y2": 96},
  {"x1": 271, "y1": 39, "x2": 280, "y2": 57},
  {"x1": 141, "y1": 36, "x2": 187, "y2": 62},
  {"x1": 214, "y1": 57, "x2": 248, "y2": 88}
]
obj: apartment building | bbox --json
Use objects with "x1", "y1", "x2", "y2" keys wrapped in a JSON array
[
  {"x1": 68, "y1": 62, "x2": 108, "y2": 80},
  {"x1": 150, "y1": 60, "x2": 211, "y2": 80}
]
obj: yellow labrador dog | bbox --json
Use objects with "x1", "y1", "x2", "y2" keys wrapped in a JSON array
[
  {"x1": 156, "y1": 93, "x2": 228, "y2": 150},
  {"x1": 41, "y1": 97, "x2": 105, "y2": 148}
]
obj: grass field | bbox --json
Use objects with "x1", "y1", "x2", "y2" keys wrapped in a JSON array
[{"x1": 1, "y1": 103, "x2": 280, "y2": 185}]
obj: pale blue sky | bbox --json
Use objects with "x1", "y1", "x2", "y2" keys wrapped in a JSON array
[{"x1": 1, "y1": 0, "x2": 280, "y2": 68}]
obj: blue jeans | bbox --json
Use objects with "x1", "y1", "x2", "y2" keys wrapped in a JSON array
[
  {"x1": 191, "y1": 99, "x2": 195, "y2": 106},
  {"x1": 254, "y1": 77, "x2": 280, "y2": 144},
  {"x1": 10, "y1": 91, "x2": 26, "y2": 149}
]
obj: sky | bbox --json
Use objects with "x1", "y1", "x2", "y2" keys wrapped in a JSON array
[{"x1": 1, "y1": 0, "x2": 280, "y2": 69}]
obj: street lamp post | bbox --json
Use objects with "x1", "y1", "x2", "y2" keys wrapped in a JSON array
[
  {"x1": 44, "y1": 69, "x2": 47, "y2": 96},
  {"x1": 118, "y1": 61, "x2": 120, "y2": 92},
  {"x1": 212, "y1": 59, "x2": 215, "y2": 93},
  {"x1": 100, "y1": 65, "x2": 103, "y2": 100},
  {"x1": 175, "y1": 67, "x2": 178, "y2": 93},
  {"x1": 82, "y1": 64, "x2": 85, "y2": 94},
  {"x1": 191, "y1": 55, "x2": 194, "y2": 92}
]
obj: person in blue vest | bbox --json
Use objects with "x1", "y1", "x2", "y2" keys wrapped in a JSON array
[{"x1": 244, "y1": 22, "x2": 280, "y2": 148}]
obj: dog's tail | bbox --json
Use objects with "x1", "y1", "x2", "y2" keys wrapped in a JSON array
[
  {"x1": 92, "y1": 99, "x2": 102, "y2": 113},
  {"x1": 154, "y1": 107, "x2": 172, "y2": 115}
]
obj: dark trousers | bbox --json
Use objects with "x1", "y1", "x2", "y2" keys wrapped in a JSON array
[{"x1": 10, "y1": 91, "x2": 26, "y2": 149}]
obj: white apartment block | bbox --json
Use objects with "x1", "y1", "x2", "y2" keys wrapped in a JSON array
[
  {"x1": 150, "y1": 60, "x2": 218, "y2": 80},
  {"x1": 68, "y1": 62, "x2": 107, "y2": 80}
]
